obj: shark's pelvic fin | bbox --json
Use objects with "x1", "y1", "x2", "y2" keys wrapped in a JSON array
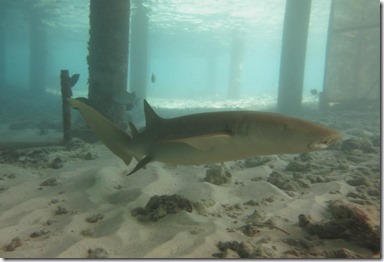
[{"x1": 127, "y1": 155, "x2": 153, "y2": 176}]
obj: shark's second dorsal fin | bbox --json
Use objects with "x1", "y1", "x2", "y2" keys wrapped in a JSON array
[
  {"x1": 144, "y1": 99, "x2": 162, "y2": 128},
  {"x1": 129, "y1": 122, "x2": 139, "y2": 138}
]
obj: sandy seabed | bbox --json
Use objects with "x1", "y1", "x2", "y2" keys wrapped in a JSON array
[{"x1": 0, "y1": 101, "x2": 380, "y2": 258}]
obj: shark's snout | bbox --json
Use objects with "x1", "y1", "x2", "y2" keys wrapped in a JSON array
[{"x1": 308, "y1": 132, "x2": 342, "y2": 150}]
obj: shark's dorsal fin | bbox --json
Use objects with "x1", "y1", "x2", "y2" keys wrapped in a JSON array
[{"x1": 144, "y1": 99, "x2": 162, "y2": 128}]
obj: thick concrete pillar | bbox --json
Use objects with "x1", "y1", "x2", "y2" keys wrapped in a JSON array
[
  {"x1": 277, "y1": 0, "x2": 312, "y2": 114},
  {"x1": 88, "y1": 0, "x2": 130, "y2": 123}
]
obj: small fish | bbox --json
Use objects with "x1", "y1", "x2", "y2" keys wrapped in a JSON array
[
  {"x1": 151, "y1": 73, "x2": 156, "y2": 83},
  {"x1": 310, "y1": 89, "x2": 318, "y2": 96},
  {"x1": 68, "y1": 98, "x2": 342, "y2": 176}
]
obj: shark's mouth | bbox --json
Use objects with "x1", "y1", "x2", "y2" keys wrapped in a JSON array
[{"x1": 307, "y1": 133, "x2": 342, "y2": 150}]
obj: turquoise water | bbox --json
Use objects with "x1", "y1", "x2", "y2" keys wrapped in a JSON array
[{"x1": 2, "y1": 0, "x2": 331, "y2": 103}]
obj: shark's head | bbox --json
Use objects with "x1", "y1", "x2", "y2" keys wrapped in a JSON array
[
  {"x1": 275, "y1": 116, "x2": 342, "y2": 153},
  {"x1": 246, "y1": 113, "x2": 342, "y2": 155},
  {"x1": 306, "y1": 131, "x2": 342, "y2": 150}
]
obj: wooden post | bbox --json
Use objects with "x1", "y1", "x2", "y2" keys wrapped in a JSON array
[{"x1": 60, "y1": 70, "x2": 72, "y2": 144}]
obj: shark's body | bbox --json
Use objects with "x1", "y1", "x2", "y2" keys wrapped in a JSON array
[{"x1": 68, "y1": 98, "x2": 341, "y2": 175}]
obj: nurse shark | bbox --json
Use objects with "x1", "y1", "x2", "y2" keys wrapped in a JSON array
[{"x1": 68, "y1": 98, "x2": 341, "y2": 175}]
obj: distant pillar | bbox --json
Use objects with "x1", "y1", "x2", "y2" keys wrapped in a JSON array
[
  {"x1": 29, "y1": 12, "x2": 47, "y2": 94},
  {"x1": 206, "y1": 45, "x2": 219, "y2": 96},
  {"x1": 277, "y1": 0, "x2": 312, "y2": 114},
  {"x1": 320, "y1": 0, "x2": 335, "y2": 111},
  {"x1": 88, "y1": 0, "x2": 129, "y2": 123},
  {"x1": 227, "y1": 31, "x2": 244, "y2": 99},
  {"x1": 0, "y1": 21, "x2": 5, "y2": 89},
  {"x1": 129, "y1": 0, "x2": 148, "y2": 99}
]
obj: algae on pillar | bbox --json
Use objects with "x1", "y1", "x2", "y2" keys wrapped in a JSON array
[
  {"x1": 88, "y1": 0, "x2": 130, "y2": 124},
  {"x1": 277, "y1": 0, "x2": 312, "y2": 114}
]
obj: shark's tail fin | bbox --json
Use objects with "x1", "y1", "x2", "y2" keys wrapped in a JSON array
[{"x1": 67, "y1": 98, "x2": 133, "y2": 166}]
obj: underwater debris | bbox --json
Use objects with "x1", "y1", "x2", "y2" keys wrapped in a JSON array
[
  {"x1": 241, "y1": 210, "x2": 290, "y2": 236},
  {"x1": 87, "y1": 248, "x2": 109, "y2": 258},
  {"x1": 327, "y1": 200, "x2": 380, "y2": 252},
  {"x1": 324, "y1": 248, "x2": 364, "y2": 258},
  {"x1": 65, "y1": 137, "x2": 88, "y2": 150},
  {"x1": 298, "y1": 214, "x2": 346, "y2": 239},
  {"x1": 86, "y1": 213, "x2": 104, "y2": 223},
  {"x1": 131, "y1": 194, "x2": 194, "y2": 222},
  {"x1": 0, "y1": 148, "x2": 48, "y2": 167},
  {"x1": 54, "y1": 205, "x2": 69, "y2": 215},
  {"x1": 281, "y1": 235, "x2": 366, "y2": 258},
  {"x1": 239, "y1": 224, "x2": 260, "y2": 237},
  {"x1": 82, "y1": 151, "x2": 99, "y2": 160},
  {"x1": 0, "y1": 185, "x2": 8, "y2": 192},
  {"x1": 46, "y1": 220, "x2": 56, "y2": 225},
  {"x1": 285, "y1": 160, "x2": 310, "y2": 172},
  {"x1": 242, "y1": 156, "x2": 272, "y2": 168},
  {"x1": 4, "y1": 173, "x2": 16, "y2": 179},
  {"x1": 298, "y1": 200, "x2": 380, "y2": 252},
  {"x1": 310, "y1": 89, "x2": 318, "y2": 96},
  {"x1": 49, "y1": 157, "x2": 63, "y2": 169},
  {"x1": 282, "y1": 237, "x2": 318, "y2": 251},
  {"x1": 267, "y1": 171, "x2": 301, "y2": 191},
  {"x1": 40, "y1": 178, "x2": 58, "y2": 187},
  {"x1": 30, "y1": 229, "x2": 50, "y2": 238},
  {"x1": 81, "y1": 229, "x2": 95, "y2": 237},
  {"x1": 341, "y1": 138, "x2": 375, "y2": 153},
  {"x1": 215, "y1": 240, "x2": 275, "y2": 258},
  {"x1": 3, "y1": 237, "x2": 22, "y2": 251},
  {"x1": 204, "y1": 166, "x2": 232, "y2": 185},
  {"x1": 346, "y1": 176, "x2": 371, "y2": 187}
]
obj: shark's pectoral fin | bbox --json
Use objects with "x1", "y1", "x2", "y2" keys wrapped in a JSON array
[
  {"x1": 164, "y1": 132, "x2": 232, "y2": 151},
  {"x1": 127, "y1": 155, "x2": 153, "y2": 176},
  {"x1": 133, "y1": 154, "x2": 142, "y2": 162}
]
